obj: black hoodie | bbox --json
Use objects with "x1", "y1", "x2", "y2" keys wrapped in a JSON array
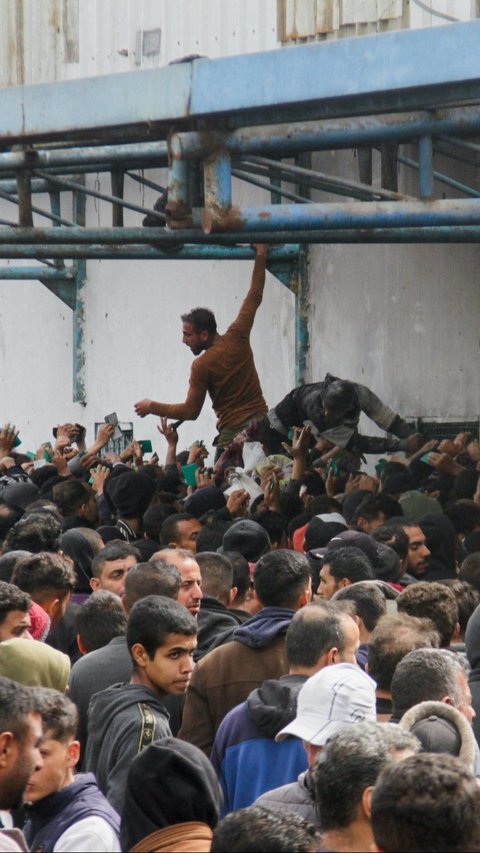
[{"x1": 85, "y1": 683, "x2": 171, "y2": 814}]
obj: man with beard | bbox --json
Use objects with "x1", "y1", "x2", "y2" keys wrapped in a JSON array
[{"x1": 0, "y1": 677, "x2": 43, "y2": 851}]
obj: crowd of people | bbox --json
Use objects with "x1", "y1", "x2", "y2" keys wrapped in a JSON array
[
  {"x1": 0, "y1": 249, "x2": 480, "y2": 851},
  {"x1": 0, "y1": 407, "x2": 478, "y2": 851}
]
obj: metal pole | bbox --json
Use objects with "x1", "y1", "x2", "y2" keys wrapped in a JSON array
[
  {"x1": 203, "y1": 198, "x2": 480, "y2": 234},
  {"x1": 418, "y1": 136, "x2": 434, "y2": 198}
]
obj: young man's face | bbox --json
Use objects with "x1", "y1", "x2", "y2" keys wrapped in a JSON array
[
  {"x1": 182, "y1": 322, "x2": 208, "y2": 356},
  {"x1": 90, "y1": 555, "x2": 137, "y2": 597},
  {"x1": 1, "y1": 712, "x2": 43, "y2": 810},
  {"x1": 140, "y1": 632, "x2": 197, "y2": 696},
  {"x1": 25, "y1": 732, "x2": 78, "y2": 803},
  {"x1": 0, "y1": 609, "x2": 32, "y2": 642},
  {"x1": 404, "y1": 526, "x2": 430, "y2": 577},
  {"x1": 172, "y1": 519, "x2": 202, "y2": 551},
  {"x1": 317, "y1": 564, "x2": 340, "y2": 600}
]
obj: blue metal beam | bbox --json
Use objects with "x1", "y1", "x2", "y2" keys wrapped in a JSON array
[
  {"x1": 203, "y1": 198, "x2": 480, "y2": 234},
  {"x1": 1, "y1": 21, "x2": 480, "y2": 145},
  {"x1": 170, "y1": 106, "x2": 480, "y2": 160}
]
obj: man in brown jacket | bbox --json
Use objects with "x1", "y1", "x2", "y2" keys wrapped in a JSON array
[
  {"x1": 178, "y1": 550, "x2": 312, "y2": 755},
  {"x1": 135, "y1": 245, "x2": 269, "y2": 452}
]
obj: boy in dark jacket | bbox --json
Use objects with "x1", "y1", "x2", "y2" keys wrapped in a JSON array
[
  {"x1": 85, "y1": 595, "x2": 198, "y2": 813},
  {"x1": 23, "y1": 689, "x2": 120, "y2": 852}
]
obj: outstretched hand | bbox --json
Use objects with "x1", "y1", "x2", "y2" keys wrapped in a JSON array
[{"x1": 135, "y1": 399, "x2": 152, "y2": 418}]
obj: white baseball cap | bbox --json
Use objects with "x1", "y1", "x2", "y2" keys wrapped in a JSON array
[{"x1": 276, "y1": 662, "x2": 377, "y2": 746}]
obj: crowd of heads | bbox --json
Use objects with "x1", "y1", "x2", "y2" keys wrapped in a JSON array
[{"x1": 0, "y1": 417, "x2": 479, "y2": 851}]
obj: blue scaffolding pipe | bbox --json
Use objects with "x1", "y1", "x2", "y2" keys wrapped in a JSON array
[
  {"x1": 1, "y1": 21, "x2": 480, "y2": 146},
  {"x1": 0, "y1": 267, "x2": 75, "y2": 280},
  {"x1": 0, "y1": 142, "x2": 168, "y2": 174},
  {"x1": 204, "y1": 150, "x2": 232, "y2": 214},
  {"x1": 396, "y1": 153, "x2": 480, "y2": 199},
  {"x1": 170, "y1": 106, "x2": 480, "y2": 161},
  {"x1": 1, "y1": 229, "x2": 480, "y2": 260},
  {"x1": 0, "y1": 245, "x2": 301, "y2": 260},
  {"x1": 2, "y1": 225, "x2": 480, "y2": 247},
  {"x1": 203, "y1": 198, "x2": 480, "y2": 234},
  {"x1": 418, "y1": 136, "x2": 434, "y2": 198}
]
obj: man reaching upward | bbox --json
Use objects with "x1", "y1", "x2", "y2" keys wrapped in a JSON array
[{"x1": 135, "y1": 245, "x2": 268, "y2": 452}]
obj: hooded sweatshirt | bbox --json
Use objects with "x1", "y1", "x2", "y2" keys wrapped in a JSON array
[
  {"x1": 85, "y1": 683, "x2": 171, "y2": 814},
  {"x1": 178, "y1": 608, "x2": 293, "y2": 755},
  {"x1": 211, "y1": 674, "x2": 308, "y2": 814}
]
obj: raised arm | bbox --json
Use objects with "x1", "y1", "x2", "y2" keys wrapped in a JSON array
[{"x1": 228, "y1": 244, "x2": 268, "y2": 336}]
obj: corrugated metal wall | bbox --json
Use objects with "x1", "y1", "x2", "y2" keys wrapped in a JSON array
[
  {"x1": 0, "y1": 0, "x2": 279, "y2": 87},
  {"x1": 278, "y1": 0, "x2": 476, "y2": 42}
]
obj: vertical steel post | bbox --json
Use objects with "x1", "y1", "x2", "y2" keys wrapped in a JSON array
[
  {"x1": 419, "y1": 135, "x2": 434, "y2": 198},
  {"x1": 203, "y1": 149, "x2": 232, "y2": 232},
  {"x1": 72, "y1": 180, "x2": 87, "y2": 405},
  {"x1": 167, "y1": 158, "x2": 192, "y2": 228},
  {"x1": 294, "y1": 154, "x2": 311, "y2": 385}
]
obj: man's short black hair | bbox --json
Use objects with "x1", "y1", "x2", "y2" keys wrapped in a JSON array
[
  {"x1": 181, "y1": 307, "x2": 217, "y2": 335},
  {"x1": 460, "y1": 553, "x2": 480, "y2": 592},
  {"x1": 254, "y1": 550, "x2": 310, "y2": 609},
  {"x1": 52, "y1": 480, "x2": 92, "y2": 517},
  {"x1": 444, "y1": 500, "x2": 480, "y2": 536},
  {"x1": 372, "y1": 524, "x2": 409, "y2": 561},
  {"x1": 91, "y1": 541, "x2": 140, "y2": 579},
  {"x1": 159, "y1": 514, "x2": 197, "y2": 547},
  {"x1": 12, "y1": 552, "x2": 76, "y2": 602},
  {"x1": 332, "y1": 581, "x2": 386, "y2": 633},
  {"x1": 211, "y1": 806, "x2": 320, "y2": 853},
  {"x1": 127, "y1": 595, "x2": 197, "y2": 660},
  {"x1": 371, "y1": 753, "x2": 480, "y2": 853},
  {"x1": 195, "y1": 552, "x2": 233, "y2": 605},
  {"x1": 0, "y1": 676, "x2": 37, "y2": 742},
  {"x1": 251, "y1": 511, "x2": 287, "y2": 549},
  {"x1": 142, "y1": 503, "x2": 175, "y2": 543},
  {"x1": 124, "y1": 560, "x2": 181, "y2": 611},
  {"x1": 3, "y1": 513, "x2": 62, "y2": 554},
  {"x1": 74, "y1": 590, "x2": 127, "y2": 653},
  {"x1": 323, "y1": 546, "x2": 375, "y2": 584},
  {"x1": 222, "y1": 551, "x2": 251, "y2": 604},
  {"x1": 0, "y1": 581, "x2": 31, "y2": 625}
]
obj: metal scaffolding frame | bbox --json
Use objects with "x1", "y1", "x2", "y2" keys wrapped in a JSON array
[{"x1": 1, "y1": 19, "x2": 480, "y2": 398}]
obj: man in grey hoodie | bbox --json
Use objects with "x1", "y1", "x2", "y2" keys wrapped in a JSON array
[{"x1": 85, "y1": 596, "x2": 198, "y2": 813}]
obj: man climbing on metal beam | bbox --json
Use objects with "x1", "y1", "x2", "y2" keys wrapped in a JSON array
[
  {"x1": 134, "y1": 245, "x2": 269, "y2": 455},
  {"x1": 238, "y1": 375, "x2": 424, "y2": 458}
]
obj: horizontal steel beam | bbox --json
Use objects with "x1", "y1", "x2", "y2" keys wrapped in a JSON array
[
  {"x1": 0, "y1": 266, "x2": 75, "y2": 280},
  {"x1": 170, "y1": 106, "x2": 480, "y2": 160},
  {"x1": 1, "y1": 21, "x2": 480, "y2": 145},
  {"x1": 203, "y1": 198, "x2": 480, "y2": 233},
  {"x1": 0, "y1": 245, "x2": 301, "y2": 260},
  {"x1": 0, "y1": 228, "x2": 480, "y2": 262},
  {"x1": 0, "y1": 142, "x2": 168, "y2": 174}
]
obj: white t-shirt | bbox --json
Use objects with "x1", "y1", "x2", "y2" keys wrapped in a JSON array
[{"x1": 53, "y1": 817, "x2": 120, "y2": 853}]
